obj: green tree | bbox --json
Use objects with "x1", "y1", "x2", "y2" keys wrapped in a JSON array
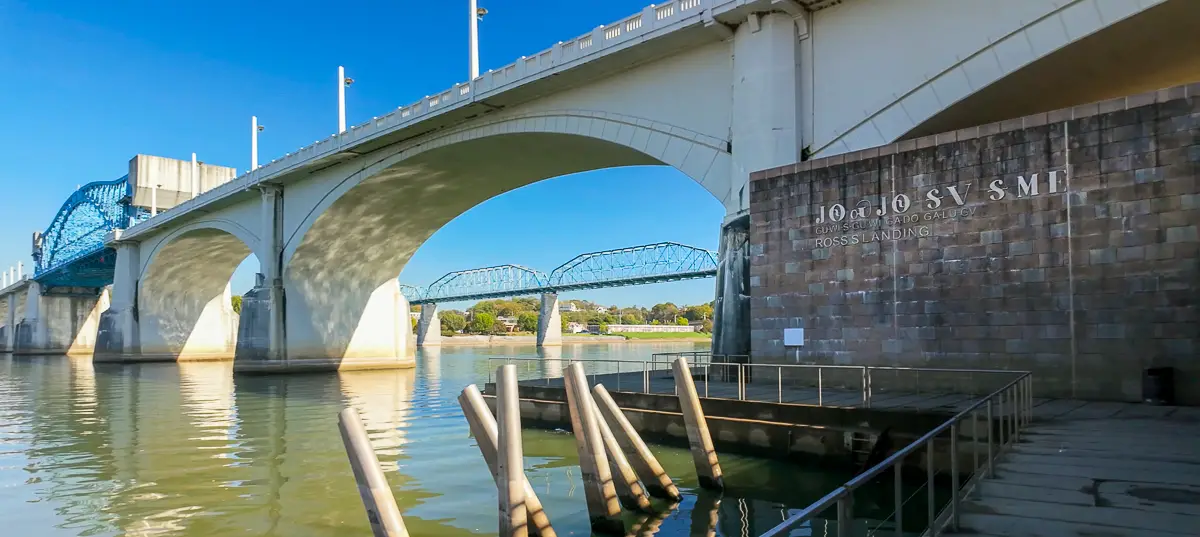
[
  {"x1": 701, "y1": 319, "x2": 713, "y2": 333},
  {"x1": 676, "y1": 316, "x2": 690, "y2": 326},
  {"x1": 620, "y1": 313, "x2": 644, "y2": 324},
  {"x1": 470, "y1": 312, "x2": 495, "y2": 333},
  {"x1": 517, "y1": 312, "x2": 539, "y2": 332},
  {"x1": 441, "y1": 311, "x2": 467, "y2": 333},
  {"x1": 650, "y1": 302, "x2": 678, "y2": 323},
  {"x1": 231, "y1": 295, "x2": 243, "y2": 315},
  {"x1": 684, "y1": 303, "x2": 714, "y2": 321},
  {"x1": 598, "y1": 322, "x2": 609, "y2": 334},
  {"x1": 651, "y1": 319, "x2": 661, "y2": 325},
  {"x1": 412, "y1": 315, "x2": 418, "y2": 331}
]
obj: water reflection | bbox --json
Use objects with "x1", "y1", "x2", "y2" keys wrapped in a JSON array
[{"x1": 1, "y1": 343, "x2": 890, "y2": 537}]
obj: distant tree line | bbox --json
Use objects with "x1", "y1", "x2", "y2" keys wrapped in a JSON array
[{"x1": 423, "y1": 297, "x2": 714, "y2": 336}]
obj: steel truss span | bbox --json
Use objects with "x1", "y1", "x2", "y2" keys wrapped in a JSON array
[
  {"x1": 33, "y1": 176, "x2": 140, "y2": 288},
  {"x1": 405, "y1": 242, "x2": 717, "y2": 304}
]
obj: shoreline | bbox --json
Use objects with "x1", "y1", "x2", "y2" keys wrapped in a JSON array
[{"x1": 432, "y1": 335, "x2": 711, "y2": 347}]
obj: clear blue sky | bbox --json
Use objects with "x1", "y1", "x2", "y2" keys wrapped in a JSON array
[{"x1": 0, "y1": 0, "x2": 725, "y2": 309}]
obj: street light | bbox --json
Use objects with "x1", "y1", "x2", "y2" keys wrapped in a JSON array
[
  {"x1": 252, "y1": 116, "x2": 265, "y2": 170},
  {"x1": 338, "y1": 66, "x2": 355, "y2": 133},
  {"x1": 469, "y1": 1, "x2": 488, "y2": 80}
]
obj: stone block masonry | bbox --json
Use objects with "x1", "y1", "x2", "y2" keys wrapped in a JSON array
[{"x1": 749, "y1": 83, "x2": 1200, "y2": 404}]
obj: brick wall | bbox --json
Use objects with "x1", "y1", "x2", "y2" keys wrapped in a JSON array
[{"x1": 749, "y1": 83, "x2": 1200, "y2": 403}]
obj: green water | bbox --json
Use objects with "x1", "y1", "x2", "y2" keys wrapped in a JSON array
[{"x1": 0, "y1": 343, "x2": 911, "y2": 536}]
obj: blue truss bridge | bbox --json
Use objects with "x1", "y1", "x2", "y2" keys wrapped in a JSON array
[
  {"x1": 32, "y1": 176, "x2": 150, "y2": 289},
  {"x1": 400, "y1": 242, "x2": 718, "y2": 305}
]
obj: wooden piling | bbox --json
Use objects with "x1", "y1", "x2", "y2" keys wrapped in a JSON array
[
  {"x1": 496, "y1": 365, "x2": 528, "y2": 537},
  {"x1": 564, "y1": 362, "x2": 624, "y2": 535},
  {"x1": 592, "y1": 384, "x2": 682, "y2": 501},
  {"x1": 593, "y1": 395, "x2": 654, "y2": 513},
  {"x1": 458, "y1": 384, "x2": 556, "y2": 537},
  {"x1": 338, "y1": 408, "x2": 410, "y2": 537},
  {"x1": 672, "y1": 357, "x2": 724, "y2": 490}
]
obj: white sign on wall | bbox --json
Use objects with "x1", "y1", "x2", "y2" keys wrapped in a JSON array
[{"x1": 783, "y1": 328, "x2": 805, "y2": 347}]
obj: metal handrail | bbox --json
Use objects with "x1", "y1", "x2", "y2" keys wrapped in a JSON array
[
  {"x1": 759, "y1": 372, "x2": 1033, "y2": 537},
  {"x1": 485, "y1": 354, "x2": 1034, "y2": 536}
]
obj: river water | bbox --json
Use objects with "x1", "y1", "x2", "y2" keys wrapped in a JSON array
[{"x1": 0, "y1": 343, "x2": 900, "y2": 536}]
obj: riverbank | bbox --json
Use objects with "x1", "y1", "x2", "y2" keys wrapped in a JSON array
[{"x1": 438, "y1": 334, "x2": 711, "y2": 346}]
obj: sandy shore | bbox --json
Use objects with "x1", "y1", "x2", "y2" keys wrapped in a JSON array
[{"x1": 436, "y1": 335, "x2": 710, "y2": 346}]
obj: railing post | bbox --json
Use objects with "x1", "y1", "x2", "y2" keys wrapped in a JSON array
[
  {"x1": 893, "y1": 460, "x2": 904, "y2": 537},
  {"x1": 997, "y1": 389, "x2": 1005, "y2": 448},
  {"x1": 985, "y1": 400, "x2": 994, "y2": 478},
  {"x1": 926, "y1": 438, "x2": 935, "y2": 536},
  {"x1": 777, "y1": 366, "x2": 783, "y2": 403},
  {"x1": 738, "y1": 364, "x2": 745, "y2": 401},
  {"x1": 643, "y1": 360, "x2": 649, "y2": 394},
  {"x1": 1012, "y1": 383, "x2": 1019, "y2": 442},
  {"x1": 972, "y1": 409, "x2": 979, "y2": 478},
  {"x1": 950, "y1": 422, "x2": 959, "y2": 531},
  {"x1": 818, "y1": 368, "x2": 824, "y2": 407},
  {"x1": 836, "y1": 494, "x2": 851, "y2": 537}
]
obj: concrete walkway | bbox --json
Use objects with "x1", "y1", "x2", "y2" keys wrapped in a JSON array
[{"x1": 946, "y1": 412, "x2": 1200, "y2": 537}]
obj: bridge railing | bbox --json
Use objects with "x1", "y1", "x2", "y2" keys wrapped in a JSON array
[{"x1": 123, "y1": 1, "x2": 720, "y2": 238}]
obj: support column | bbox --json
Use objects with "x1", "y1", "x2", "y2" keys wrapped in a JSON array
[
  {"x1": 2, "y1": 292, "x2": 14, "y2": 351},
  {"x1": 712, "y1": 214, "x2": 750, "y2": 357},
  {"x1": 416, "y1": 303, "x2": 441, "y2": 347},
  {"x1": 236, "y1": 185, "x2": 287, "y2": 364},
  {"x1": 15, "y1": 286, "x2": 109, "y2": 355},
  {"x1": 14, "y1": 281, "x2": 46, "y2": 352},
  {"x1": 714, "y1": 12, "x2": 803, "y2": 357},
  {"x1": 96, "y1": 238, "x2": 141, "y2": 359},
  {"x1": 536, "y1": 293, "x2": 561, "y2": 347}
]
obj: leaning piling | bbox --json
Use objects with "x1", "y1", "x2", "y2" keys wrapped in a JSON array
[
  {"x1": 458, "y1": 385, "x2": 556, "y2": 537},
  {"x1": 496, "y1": 364, "x2": 528, "y2": 537},
  {"x1": 338, "y1": 408, "x2": 410, "y2": 537},
  {"x1": 564, "y1": 362, "x2": 624, "y2": 535},
  {"x1": 592, "y1": 384, "x2": 682, "y2": 501},
  {"x1": 672, "y1": 357, "x2": 724, "y2": 490}
]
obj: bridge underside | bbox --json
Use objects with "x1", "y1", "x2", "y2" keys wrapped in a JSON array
[
  {"x1": 906, "y1": 0, "x2": 1200, "y2": 139},
  {"x1": 35, "y1": 248, "x2": 117, "y2": 289}
]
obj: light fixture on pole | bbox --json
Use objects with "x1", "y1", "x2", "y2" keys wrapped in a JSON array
[
  {"x1": 252, "y1": 116, "x2": 265, "y2": 170},
  {"x1": 339, "y1": 66, "x2": 355, "y2": 133},
  {"x1": 469, "y1": 0, "x2": 488, "y2": 80},
  {"x1": 191, "y1": 153, "x2": 199, "y2": 198}
]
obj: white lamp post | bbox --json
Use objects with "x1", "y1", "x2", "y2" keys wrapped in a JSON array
[
  {"x1": 469, "y1": 1, "x2": 488, "y2": 79},
  {"x1": 338, "y1": 66, "x2": 355, "y2": 133},
  {"x1": 251, "y1": 116, "x2": 265, "y2": 170}
]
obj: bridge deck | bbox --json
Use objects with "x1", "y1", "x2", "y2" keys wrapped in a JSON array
[{"x1": 947, "y1": 410, "x2": 1200, "y2": 537}]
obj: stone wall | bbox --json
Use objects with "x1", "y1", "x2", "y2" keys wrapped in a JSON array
[{"x1": 749, "y1": 83, "x2": 1200, "y2": 404}]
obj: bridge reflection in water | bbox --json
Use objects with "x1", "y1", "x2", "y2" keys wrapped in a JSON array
[{"x1": 1, "y1": 344, "x2": 912, "y2": 536}]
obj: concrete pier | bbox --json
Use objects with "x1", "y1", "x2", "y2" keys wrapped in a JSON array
[
  {"x1": 416, "y1": 303, "x2": 441, "y2": 347},
  {"x1": 536, "y1": 293, "x2": 561, "y2": 347},
  {"x1": 14, "y1": 284, "x2": 109, "y2": 355}
]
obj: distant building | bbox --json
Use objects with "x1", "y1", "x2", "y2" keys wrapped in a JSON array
[
  {"x1": 560, "y1": 302, "x2": 581, "y2": 313},
  {"x1": 594, "y1": 306, "x2": 608, "y2": 313},
  {"x1": 566, "y1": 322, "x2": 588, "y2": 333},
  {"x1": 409, "y1": 311, "x2": 420, "y2": 321},
  {"x1": 495, "y1": 316, "x2": 518, "y2": 332}
]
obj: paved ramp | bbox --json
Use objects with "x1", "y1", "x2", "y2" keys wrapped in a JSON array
[{"x1": 947, "y1": 413, "x2": 1200, "y2": 537}]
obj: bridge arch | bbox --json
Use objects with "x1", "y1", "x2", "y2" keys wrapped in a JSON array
[
  {"x1": 815, "y1": 0, "x2": 1196, "y2": 156},
  {"x1": 136, "y1": 219, "x2": 260, "y2": 359},
  {"x1": 279, "y1": 110, "x2": 731, "y2": 360}
]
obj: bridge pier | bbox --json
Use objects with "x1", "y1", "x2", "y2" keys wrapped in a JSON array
[
  {"x1": 537, "y1": 293, "x2": 562, "y2": 347},
  {"x1": 416, "y1": 303, "x2": 441, "y2": 347},
  {"x1": 96, "y1": 240, "x2": 141, "y2": 360},
  {"x1": 13, "y1": 284, "x2": 109, "y2": 356},
  {"x1": 711, "y1": 213, "x2": 750, "y2": 357},
  {"x1": 0, "y1": 287, "x2": 16, "y2": 352}
]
